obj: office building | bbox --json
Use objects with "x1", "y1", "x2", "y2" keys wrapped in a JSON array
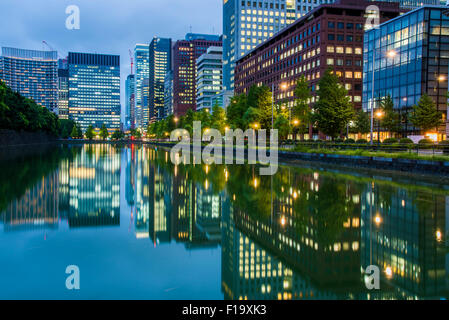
[
  {"x1": 149, "y1": 37, "x2": 172, "y2": 121},
  {"x1": 68, "y1": 52, "x2": 120, "y2": 131},
  {"x1": 196, "y1": 46, "x2": 224, "y2": 111},
  {"x1": 58, "y1": 58, "x2": 69, "y2": 120},
  {"x1": 0, "y1": 47, "x2": 58, "y2": 113},
  {"x1": 164, "y1": 70, "x2": 174, "y2": 117},
  {"x1": 235, "y1": 0, "x2": 401, "y2": 113},
  {"x1": 211, "y1": 90, "x2": 234, "y2": 110},
  {"x1": 173, "y1": 34, "x2": 222, "y2": 116},
  {"x1": 125, "y1": 74, "x2": 135, "y2": 130},
  {"x1": 134, "y1": 44, "x2": 150, "y2": 128},
  {"x1": 223, "y1": 0, "x2": 334, "y2": 91},
  {"x1": 363, "y1": 5, "x2": 449, "y2": 138}
]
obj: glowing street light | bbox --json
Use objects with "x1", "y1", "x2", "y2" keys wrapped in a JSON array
[
  {"x1": 385, "y1": 266, "x2": 393, "y2": 278},
  {"x1": 370, "y1": 49, "x2": 396, "y2": 145},
  {"x1": 374, "y1": 215, "x2": 382, "y2": 225}
]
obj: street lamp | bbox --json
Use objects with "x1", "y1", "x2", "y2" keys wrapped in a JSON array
[
  {"x1": 370, "y1": 49, "x2": 397, "y2": 145},
  {"x1": 376, "y1": 110, "x2": 383, "y2": 144}
]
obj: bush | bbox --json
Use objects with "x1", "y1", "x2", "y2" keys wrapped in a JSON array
[
  {"x1": 356, "y1": 139, "x2": 368, "y2": 144},
  {"x1": 438, "y1": 140, "x2": 449, "y2": 145},
  {"x1": 334, "y1": 138, "x2": 344, "y2": 143},
  {"x1": 344, "y1": 138, "x2": 355, "y2": 144},
  {"x1": 399, "y1": 138, "x2": 414, "y2": 144},
  {"x1": 418, "y1": 139, "x2": 434, "y2": 145},
  {"x1": 383, "y1": 138, "x2": 398, "y2": 144}
]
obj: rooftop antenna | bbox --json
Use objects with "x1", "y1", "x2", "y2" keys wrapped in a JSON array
[{"x1": 189, "y1": 25, "x2": 192, "y2": 33}]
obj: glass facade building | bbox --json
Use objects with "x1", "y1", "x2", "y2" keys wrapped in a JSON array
[
  {"x1": 134, "y1": 44, "x2": 150, "y2": 129},
  {"x1": 164, "y1": 70, "x2": 174, "y2": 117},
  {"x1": 149, "y1": 37, "x2": 172, "y2": 122},
  {"x1": 58, "y1": 58, "x2": 69, "y2": 120},
  {"x1": 363, "y1": 6, "x2": 449, "y2": 136},
  {"x1": 196, "y1": 46, "x2": 224, "y2": 111},
  {"x1": 68, "y1": 52, "x2": 121, "y2": 132},
  {"x1": 0, "y1": 47, "x2": 58, "y2": 113},
  {"x1": 125, "y1": 74, "x2": 135, "y2": 130}
]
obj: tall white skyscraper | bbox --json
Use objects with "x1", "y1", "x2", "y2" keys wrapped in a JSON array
[{"x1": 134, "y1": 44, "x2": 149, "y2": 129}]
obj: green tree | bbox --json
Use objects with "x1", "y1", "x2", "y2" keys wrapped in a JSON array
[
  {"x1": 59, "y1": 119, "x2": 75, "y2": 139},
  {"x1": 85, "y1": 125, "x2": 96, "y2": 140},
  {"x1": 313, "y1": 69, "x2": 355, "y2": 139},
  {"x1": 111, "y1": 129, "x2": 125, "y2": 140},
  {"x1": 226, "y1": 94, "x2": 248, "y2": 129},
  {"x1": 351, "y1": 110, "x2": 370, "y2": 135},
  {"x1": 380, "y1": 95, "x2": 400, "y2": 137},
  {"x1": 210, "y1": 104, "x2": 227, "y2": 134},
  {"x1": 274, "y1": 114, "x2": 291, "y2": 140},
  {"x1": 409, "y1": 94, "x2": 443, "y2": 132},
  {"x1": 99, "y1": 124, "x2": 109, "y2": 140},
  {"x1": 130, "y1": 128, "x2": 142, "y2": 140},
  {"x1": 293, "y1": 76, "x2": 312, "y2": 140}
]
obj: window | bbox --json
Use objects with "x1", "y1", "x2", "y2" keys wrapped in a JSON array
[
  {"x1": 337, "y1": 22, "x2": 344, "y2": 29},
  {"x1": 336, "y1": 46, "x2": 344, "y2": 53},
  {"x1": 355, "y1": 48, "x2": 362, "y2": 55},
  {"x1": 347, "y1": 23, "x2": 354, "y2": 29},
  {"x1": 354, "y1": 96, "x2": 362, "y2": 102},
  {"x1": 346, "y1": 47, "x2": 353, "y2": 54},
  {"x1": 337, "y1": 34, "x2": 344, "y2": 41},
  {"x1": 327, "y1": 58, "x2": 334, "y2": 65},
  {"x1": 328, "y1": 34, "x2": 335, "y2": 40},
  {"x1": 327, "y1": 46, "x2": 334, "y2": 53},
  {"x1": 354, "y1": 72, "x2": 362, "y2": 79},
  {"x1": 345, "y1": 71, "x2": 353, "y2": 78},
  {"x1": 337, "y1": 59, "x2": 344, "y2": 66},
  {"x1": 328, "y1": 22, "x2": 335, "y2": 28}
]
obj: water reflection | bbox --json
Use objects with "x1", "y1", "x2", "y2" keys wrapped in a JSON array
[{"x1": 0, "y1": 144, "x2": 448, "y2": 299}]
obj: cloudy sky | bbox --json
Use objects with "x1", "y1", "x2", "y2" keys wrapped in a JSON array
[{"x1": 0, "y1": 0, "x2": 223, "y2": 120}]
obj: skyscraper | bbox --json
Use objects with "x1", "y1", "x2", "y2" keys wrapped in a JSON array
[
  {"x1": 223, "y1": 0, "x2": 329, "y2": 91},
  {"x1": 58, "y1": 58, "x2": 69, "y2": 120},
  {"x1": 173, "y1": 34, "x2": 222, "y2": 116},
  {"x1": 134, "y1": 44, "x2": 150, "y2": 128},
  {"x1": 125, "y1": 74, "x2": 135, "y2": 130},
  {"x1": 68, "y1": 52, "x2": 120, "y2": 131},
  {"x1": 149, "y1": 37, "x2": 172, "y2": 122},
  {"x1": 164, "y1": 70, "x2": 174, "y2": 117},
  {"x1": 0, "y1": 47, "x2": 58, "y2": 113},
  {"x1": 196, "y1": 46, "x2": 224, "y2": 111}
]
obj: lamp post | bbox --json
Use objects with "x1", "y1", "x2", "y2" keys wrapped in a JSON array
[
  {"x1": 370, "y1": 49, "x2": 397, "y2": 145},
  {"x1": 376, "y1": 110, "x2": 383, "y2": 144}
]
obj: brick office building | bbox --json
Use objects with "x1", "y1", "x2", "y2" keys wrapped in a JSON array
[
  {"x1": 234, "y1": 0, "x2": 401, "y2": 115},
  {"x1": 173, "y1": 34, "x2": 222, "y2": 117}
]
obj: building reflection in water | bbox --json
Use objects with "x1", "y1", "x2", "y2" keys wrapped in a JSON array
[
  {"x1": 2, "y1": 170, "x2": 59, "y2": 232},
  {"x1": 361, "y1": 184, "x2": 449, "y2": 299},
  {"x1": 0, "y1": 144, "x2": 447, "y2": 299},
  {"x1": 59, "y1": 144, "x2": 120, "y2": 228}
]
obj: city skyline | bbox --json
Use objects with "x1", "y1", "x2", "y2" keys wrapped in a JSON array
[{"x1": 0, "y1": 0, "x2": 223, "y2": 124}]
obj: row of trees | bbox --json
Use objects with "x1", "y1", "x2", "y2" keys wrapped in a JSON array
[
  {"x1": 0, "y1": 81, "x2": 59, "y2": 136},
  {"x1": 147, "y1": 68, "x2": 443, "y2": 141}
]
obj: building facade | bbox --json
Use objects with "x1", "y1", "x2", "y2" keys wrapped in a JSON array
[
  {"x1": 0, "y1": 47, "x2": 58, "y2": 113},
  {"x1": 173, "y1": 34, "x2": 222, "y2": 116},
  {"x1": 68, "y1": 52, "x2": 120, "y2": 131},
  {"x1": 58, "y1": 58, "x2": 69, "y2": 120},
  {"x1": 234, "y1": 0, "x2": 401, "y2": 113},
  {"x1": 196, "y1": 46, "x2": 224, "y2": 111},
  {"x1": 164, "y1": 70, "x2": 174, "y2": 117},
  {"x1": 149, "y1": 37, "x2": 172, "y2": 122},
  {"x1": 134, "y1": 44, "x2": 150, "y2": 128},
  {"x1": 125, "y1": 74, "x2": 135, "y2": 130},
  {"x1": 223, "y1": 0, "x2": 334, "y2": 91},
  {"x1": 364, "y1": 5, "x2": 449, "y2": 138}
]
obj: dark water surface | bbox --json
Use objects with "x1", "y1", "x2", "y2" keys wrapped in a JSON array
[{"x1": 0, "y1": 143, "x2": 448, "y2": 300}]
